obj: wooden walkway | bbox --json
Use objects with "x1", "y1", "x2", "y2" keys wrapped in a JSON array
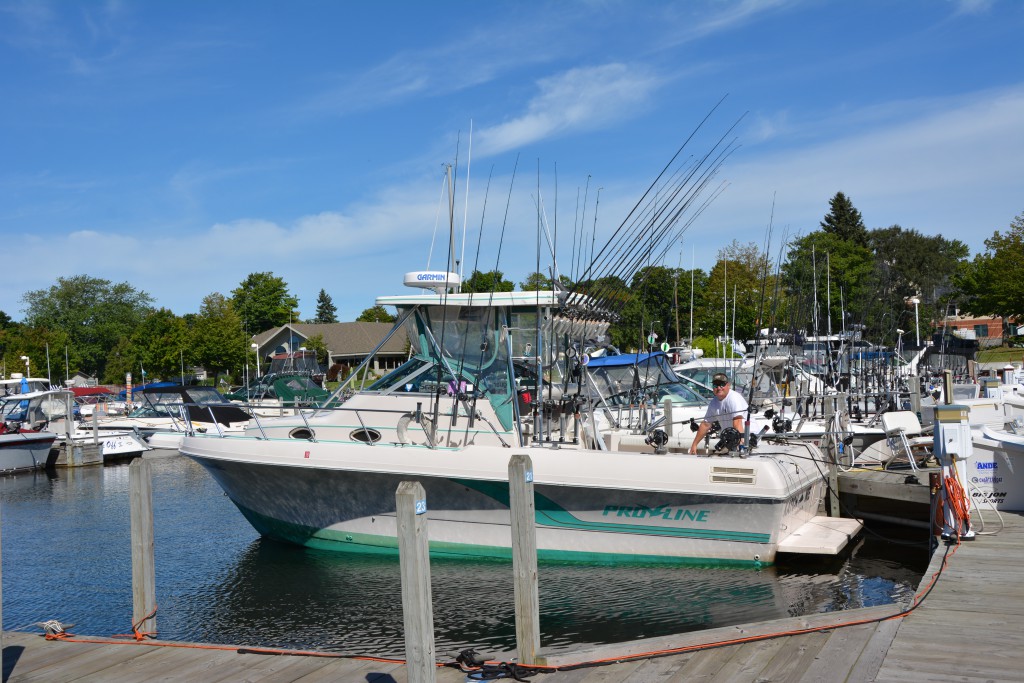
[{"x1": 4, "y1": 510, "x2": 1022, "y2": 682}]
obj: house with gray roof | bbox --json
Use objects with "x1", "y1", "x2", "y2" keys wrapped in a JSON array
[{"x1": 251, "y1": 322, "x2": 408, "y2": 376}]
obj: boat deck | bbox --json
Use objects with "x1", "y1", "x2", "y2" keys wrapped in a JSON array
[{"x1": 4, "y1": 509, "x2": 1021, "y2": 682}]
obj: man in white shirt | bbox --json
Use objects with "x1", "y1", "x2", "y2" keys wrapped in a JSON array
[{"x1": 689, "y1": 373, "x2": 748, "y2": 453}]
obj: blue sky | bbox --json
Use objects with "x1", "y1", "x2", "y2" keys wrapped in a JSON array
[{"x1": 2, "y1": 0, "x2": 1022, "y2": 323}]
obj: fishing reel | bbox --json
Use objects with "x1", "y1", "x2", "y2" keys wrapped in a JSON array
[
  {"x1": 771, "y1": 414, "x2": 793, "y2": 434},
  {"x1": 645, "y1": 428, "x2": 669, "y2": 454},
  {"x1": 714, "y1": 427, "x2": 742, "y2": 453},
  {"x1": 689, "y1": 418, "x2": 721, "y2": 435}
]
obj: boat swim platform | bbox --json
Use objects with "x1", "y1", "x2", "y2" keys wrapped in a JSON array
[{"x1": 4, "y1": 510, "x2": 1021, "y2": 682}]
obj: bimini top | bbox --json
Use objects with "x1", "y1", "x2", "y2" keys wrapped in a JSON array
[
  {"x1": 377, "y1": 290, "x2": 561, "y2": 308},
  {"x1": 587, "y1": 352, "x2": 669, "y2": 368}
]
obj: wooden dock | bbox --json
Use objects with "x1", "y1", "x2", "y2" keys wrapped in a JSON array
[{"x1": 4, "y1": 510, "x2": 1022, "y2": 682}]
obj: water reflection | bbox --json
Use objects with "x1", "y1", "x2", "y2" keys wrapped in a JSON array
[{"x1": 0, "y1": 456, "x2": 928, "y2": 657}]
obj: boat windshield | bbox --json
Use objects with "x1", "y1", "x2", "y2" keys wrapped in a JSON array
[
  {"x1": 588, "y1": 355, "x2": 705, "y2": 407},
  {"x1": 362, "y1": 304, "x2": 523, "y2": 430}
]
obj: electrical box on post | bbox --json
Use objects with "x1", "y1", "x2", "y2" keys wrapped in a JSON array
[{"x1": 933, "y1": 404, "x2": 972, "y2": 464}]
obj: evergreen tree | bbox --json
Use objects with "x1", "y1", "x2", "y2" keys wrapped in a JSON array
[
  {"x1": 820, "y1": 192, "x2": 868, "y2": 247},
  {"x1": 313, "y1": 289, "x2": 339, "y2": 323}
]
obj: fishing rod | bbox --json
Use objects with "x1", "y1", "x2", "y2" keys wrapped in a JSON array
[
  {"x1": 566, "y1": 102, "x2": 743, "y2": 303},
  {"x1": 575, "y1": 132, "x2": 740, "y2": 304},
  {"x1": 567, "y1": 163, "x2": 731, "y2": 322}
]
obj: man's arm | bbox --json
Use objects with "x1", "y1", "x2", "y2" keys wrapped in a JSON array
[{"x1": 689, "y1": 421, "x2": 710, "y2": 454}]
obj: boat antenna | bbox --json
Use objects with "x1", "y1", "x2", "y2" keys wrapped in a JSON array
[
  {"x1": 459, "y1": 120, "x2": 473, "y2": 282},
  {"x1": 426, "y1": 171, "x2": 448, "y2": 270}
]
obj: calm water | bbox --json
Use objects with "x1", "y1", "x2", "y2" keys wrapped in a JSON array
[{"x1": 0, "y1": 455, "x2": 929, "y2": 659}]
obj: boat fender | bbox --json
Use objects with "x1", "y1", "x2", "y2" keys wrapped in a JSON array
[{"x1": 397, "y1": 412, "x2": 436, "y2": 447}]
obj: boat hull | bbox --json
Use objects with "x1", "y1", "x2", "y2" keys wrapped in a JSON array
[
  {"x1": 183, "y1": 437, "x2": 824, "y2": 566},
  {"x1": 0, "y1": 432, "x2": 57, "y2": 473}
]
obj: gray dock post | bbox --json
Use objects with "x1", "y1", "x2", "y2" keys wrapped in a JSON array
[
  {"x1": 129, "y1": 458, "x2": 156, "y2": 637},
  {"x1": 943, "y1": 369, "x2": 953, "y2": 405},
  {"x1": 663, "y1": 398, "x2": 673, "y2": 437},
  {"x1": 396, "y1": 481, "x2": 435, "y2": 683},
  {"x1": 508, "y1": 454, "x2": 542, "y2": 665}
]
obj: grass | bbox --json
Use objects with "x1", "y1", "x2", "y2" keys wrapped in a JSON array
[{"x1": 977, "y1": 346, "x2": 1024, "y2": 363}]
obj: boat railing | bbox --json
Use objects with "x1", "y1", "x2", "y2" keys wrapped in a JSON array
[{"x1": 180, "y1": 398, "x2": 512, "y2": 447}]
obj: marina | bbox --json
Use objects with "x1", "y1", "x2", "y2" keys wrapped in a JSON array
[{"x1": 1, "y1": 507, "x2": 1019, "y2": 681}]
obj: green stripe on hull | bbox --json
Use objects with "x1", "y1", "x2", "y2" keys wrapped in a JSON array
[
  {"x1": 236, "y1": 503, "x2": 769, "y2": 568},
  {"x1": 453, "y1": 479, "x2": 773, "y2": 545}
]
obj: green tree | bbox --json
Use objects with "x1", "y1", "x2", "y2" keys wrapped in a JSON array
[
  {"x1": 461, "y1": 269, "x2": 515, "y2": 293},
  {"x1": 519, "y1": 272, "x2": 573, "y2": 291},
  {"x1": 698, "y1": 241, "x2": 772, "y2": 344},
  {"x1": 954, "y1": 212, "x2": 1024, "y2": 321},
  {"x1": 820, "y1": 192, "x2": 868, "y2": 247},
  {"x1": 230, "y1": 272, "x2": 299, "y2": 334},
  {"x1": 303, "y1": 333, "x2": 330, "y2": 366},
  {"x1": 312, "y1": 289, "x2": 339, "y2": 323},
  {"x1": 612, "y1": 266, "x2": 677, "y2": 349},
  {"x1": 866, "y1": 226, "x2": 969, "y2": 344},
  {"x1": 356, "y1": 305, "x2": 396, "y2": 323},
  {"x1": 192, "y1": 293, "x2": 246, "y2": 384},
  {"x1": 133, "y1": 308, "x2": 193, "y2": 381},
  {"x1": 782, "y1": 231, "x2": 873, "y2": 338},
  {"x1": 21, "y1": 275, "x2": 154, "y2": 378}
]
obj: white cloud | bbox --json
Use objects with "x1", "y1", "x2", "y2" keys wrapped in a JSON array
[
  {"x1": 475, "y1": 63, "x2": 662, "y2": 156},
  {"x1": 693, "y1": 85, "x2": 1024, "y2": 256}
]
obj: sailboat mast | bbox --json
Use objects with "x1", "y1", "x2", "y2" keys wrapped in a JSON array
[
  {"x1": 812, "y1": 244, "x2": 819, "y2": 339},
  {"x1": 732, "y1": 284, "x2": 737, "y2": 356},
  {"x1": 723, "y1": 259, "x2": 728, "y2": 356},
  {"x1": 826, "y1": 251, "x2": 832, "y2": 338}
]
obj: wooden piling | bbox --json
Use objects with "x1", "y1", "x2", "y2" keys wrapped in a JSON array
[
  {"x1": 663, "y1": 398, "x2": 673, "y2": 436},
  {"x1": 129, "y1": 458, "x2": 156, "y2": 637},
  {"x1": 396, "y1": 481, "x2": 435, "y2": 683},
  {"x1": 508, "y1": 454, "x2": 542, "y2": 665}
]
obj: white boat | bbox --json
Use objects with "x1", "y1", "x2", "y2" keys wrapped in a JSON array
[
  {"x1": 181, "y1": 282, "x2": 859, "y2": 566},
  {"x1": 6, "y1": 389, "x2": 151, "y2": 464},
  {"x1": 0, "y1": 419, "x2": 57, "y2": 473},
  {"x1": 92, "y1": 384, "x2": 252, "y2": 450}
]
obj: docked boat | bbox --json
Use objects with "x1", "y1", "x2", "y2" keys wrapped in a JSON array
[
  {"x1": 181, "y1": 279, "x2": 859, "y2": 566},
  {"x1": 0, "y1": 394, "x2": 58, "y2": 472},
  {"x1": 224, "y1": 373, "x2": 330, "y2": 417},
  {"x1": 2, "y1": 389, "x2": 151, "y2": 464},
  {"x1": 95, "y1": 384, "x2": 253, "y2": 450}
]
